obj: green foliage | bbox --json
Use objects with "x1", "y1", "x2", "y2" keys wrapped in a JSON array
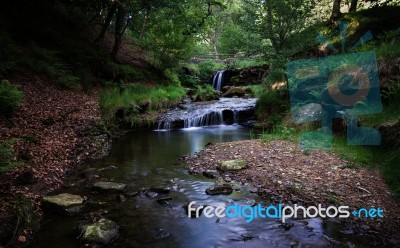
[
  {"x1": 0, "y1": 80, "x2": 23, "y2": 116},
  {"x1": 0, "y1": 139, "x2": 23, "y2": 174},
  {"x1": 99, "y1": 84, "x2": 186, "y2": 122},
  {"x1": 255, "y1": 89, "x2": 290, "y2": 127},
  {"x1": 192, "y1": 85, "x2": 218, "y2": 101},
  {"x1": 58, "y1": 74, "x2": 81, "y2": 89},
  {"x1": 164, "y1": 69, "x2": 181, "y2": 86},
  {"x1": 197, "y1": 61, "x2": 225, "y2": 81},
  {"x1": 245, "y1": 85, "x2": 264, "y2": 97},
  {"x1": 260, "y1": 125, "x2": 297, "y2": 143},
  {"x1": 231, "y1": 60, "x2": 265, "y2": 69}
]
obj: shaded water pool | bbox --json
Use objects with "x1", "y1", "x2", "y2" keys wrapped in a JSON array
[{"x1": 33, "y1": 125, "x2": 354, "y2": 247}]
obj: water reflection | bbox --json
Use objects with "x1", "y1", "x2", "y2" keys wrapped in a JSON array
[{"x1": 33, "y1": 126, "x2": 333, "y2": 248}]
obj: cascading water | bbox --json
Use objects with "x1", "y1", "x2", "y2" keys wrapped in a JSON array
[
  {"x1": 184, "y1": 111, "x2": 224, "y2": 128},
  {"x1": 156, "y1": 98, "x2": 257, "y2": 131},
  {"x1": 212, "y1": 71, "x2": 224, "y2": 91}
]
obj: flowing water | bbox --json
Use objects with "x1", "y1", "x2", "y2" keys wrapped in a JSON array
[
  {"x1": 212, "y1": 71, "x2": 224, "y2": 91},
  {"x1": 32, "y1": 125, "x2": 361, "y2": 248}
]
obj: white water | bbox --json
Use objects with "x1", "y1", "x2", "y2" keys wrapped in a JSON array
[{"x1": 212, "y1": 70, "x2": 224, "y2": 91}]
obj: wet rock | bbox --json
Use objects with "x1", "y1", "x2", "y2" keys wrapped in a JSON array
[
  {"x1": 116, "y1": 194, "x2": 126, "y2": 203},
  {"x1": 153, "y1": 229, "x2": 170, "y2": 240},
  {"x1": 42, "y1": 193, "x2": 85, "y2": 215},
  {"x1": 81, "y1": 168, "x2": 99, "y2": 179},
  {"x1": 292, "y1": 103, "x2": 324, "y2": 124},
  {"x1": 282, "y1": 223, "x2": 294, "y2": 230},
  {"x1": 378, "y1": 121, "x2": 400, "y2": 145},
  {"x1": 222, "y1": 87, "x2": 246, "y2": 98},
  {"x1": 15, "y1": 168, "x2": 35, "y2": 185},
  {"x1": 339, "y1": 229, "x2": 355, "y2": 235},
  {"x1": 150, "y1": 187, "x2": 171, "y2": 194},
  {"x1": 206, "y1": 186, "x2": 233, "y2": 195},
  {"x1": 203, "y1": 170, "x2": 219, "y2": 179},
  {"x1": 218, "y1": 160, "x2": 247, "y2": 171},
  {"x1": 93, "y1": 181, "x2": 127, "y2": 193},
  {"x1": 80, "y1": 218, "x2": 119, "y2": 245},
  {"x1": 98, "y1": 165, "x2": 118, "y2": 172},
  {"x1": 157, "y1": 197, "x2": 173, "y2": 204},
  {"x1": 145, "y1": 191, "x2": 158, "y2": 198}
]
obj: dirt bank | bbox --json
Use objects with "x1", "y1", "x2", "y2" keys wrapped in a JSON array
[
  {"x1": 183, "y1": 139, "x2": 400, "y2": 246},
  {"x1": 0, "y1": 75, "x2": 110, "y2": 246}
]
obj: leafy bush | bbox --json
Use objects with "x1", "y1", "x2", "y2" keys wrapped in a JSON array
[
  {"x1": 0, "y1": 139, "x2": 23, "y2": 173},
  {"x1": 197, "y1": 61, "x2": 225, "y2": 81},
  {"x1": 192, "y1": 85, "x2": 218, "y2": 102},
  {"x1": 99, "y1": 83, "x2": 186, "y2": 122},
  {"x1": 164, "y1": 69, "x2": 181, "y2": 86},
  {"x1": 0, "y1": 80, "x2": 23, "y2": 116},
  {"x1": 260, "y1": 125, "x2": 297, "y2": 143},
  {"x1": 255, "y1": 89, "x2": 290, "y2": 127},
  {"x1": 58, "y1": 74, "x2": 80, "y2": 89}
]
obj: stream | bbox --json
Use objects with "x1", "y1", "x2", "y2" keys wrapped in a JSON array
[{"x1": 32, "y1": 125, "x2": 354, "y2": 248}]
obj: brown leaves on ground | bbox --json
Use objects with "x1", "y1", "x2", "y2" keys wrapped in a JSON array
[
  {"x1": 185, "y1": 139, "x2": 400, "y2": 241},
  {"x1": 0, "y1": 74, "x2": 105, "y2": 235}
]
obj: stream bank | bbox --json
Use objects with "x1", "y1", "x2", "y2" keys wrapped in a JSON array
[{"x1": 183, "y1": 139, "x2": 400, "y2": 246}]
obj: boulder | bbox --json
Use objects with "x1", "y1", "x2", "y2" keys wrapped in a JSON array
[
  {"x1": 378, "y1": 120, "x2": 400, "y2": 145},
  {"x1": 222, "y1": 87, "x2": 246, "y2": 98},
  {"x1": 218, "y1": 160, "x2": 247, "y2": 171},
  {"x1": 149, "y1": 187, "x2": 171, "y2": 194},
  {"x1": 93, "y1": 181, "x2": 127, "y2": 193},
  {"x1": 292, "y1": 103, "x2": 324, "y2": 124},
  {"x1": 81, "y1": 168, "x2": 99, "y2": 179},
  {"x1": 203, "y1": 170, "x2": 219, "y2": 179},
  {"x1": 206, "y1": 185, "x2": 233, "y2": 195},
  {"x1": 42, "y1": 193, "x2": 85, "y2": 215},
  {"x1": 80, "y1": 218, "x2": 119, "y2": 245}
]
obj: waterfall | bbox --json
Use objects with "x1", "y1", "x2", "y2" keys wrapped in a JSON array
[
  {"x1": 184, "y1": 111, "x2": 224, "y2": 128},
  {"x1": 157, "y1": 121, "x2": 172, "y2": 131},
  {"x1": 212, "y1": 71, "x2": 224, "y2": 91},
  {"x1": 155, "y1": 98, "x2": 257, "y2": 131}
]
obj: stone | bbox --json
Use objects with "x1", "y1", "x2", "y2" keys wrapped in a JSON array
[
  {"x1": 116, "y1": 194, "x2": 126, "y2": 203},
  {"x1": 153, "y1": 229, "x2": 170, "y2": 240},
  {"x1": 218, "y1": 160, "x2": 247, "y2": 171},
  {"x1": 292, "y1": 103, "x2": 324, "y2": 124},
  {"x1": 282, "y1": 223, "x2": 294, "y2": 230},
  {"x1": 203, "y1": 170, "x2": 219, "y2": 179},
  {"x1": 149, "y1": 187, "x2": 171, "y2": 194},
  {"x1": 81, "y1": 168, "x2": 98, "y2": 179},
  {"x1": 378, "y1": 120, "x2": 400, "y2": 145},
  {"x1": 157, "y1": 197, "x2": 173, "y2": 204},
  {"x1": 93, "y1": 181, "x2": 127, "y2": 193},
  {"x1": 205, "y1": 186, "x2": 233, "y2": 195},
  {"x1": 15, "y1": 168, "x2": 35, "y2": 185},
  {"x1": 81, "y1": 218, "x2": 119, "y2": 245},
  {"x1": 222, "y1": 87, "x2": 246, "y2": 98},
  {"x1": 42, "y1": 193, "x2": 85, "y2": 215}
]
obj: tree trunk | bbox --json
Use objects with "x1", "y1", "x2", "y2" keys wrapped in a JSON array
[
  {"x1": 111, "y1": 4, "x2": 127, "y2": 60},
  {"x1": 96, "y1": 2, "x2": 117, "y2": 43},
  {"x1": 266, "y1": 2, "x2": 278, "y2": 51},
  {"x1": 330, "y1": 0, "x2": 342, "y2": 22},
  {"x1": 139, "y1": 10, "x2": 148, "y2": 40},
  {"x1": 349, "y1": 0, "x2": 358, "y2": 12}
]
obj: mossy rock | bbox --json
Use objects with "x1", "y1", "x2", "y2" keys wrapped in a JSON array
[
  {"x1": 218, "y1": 160, "x2": 247, "y2": 171},
  {"x1": 42, "y1": 193, "x2": 85, "y2": 215},
  {"x1": 93, "y1": 181, "x2": 127, "y2": 193},
  {"x1": 81, "y1": 218, "x2": 119, "y2": 245}
]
